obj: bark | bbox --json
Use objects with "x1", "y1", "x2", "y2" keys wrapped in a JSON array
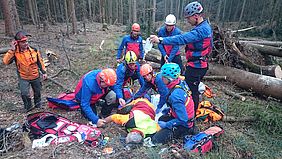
[
  {"x1": 0, "y1": 0, "x2": 15, "y2": 36},
  {"x1": 239, "y1": 40, "x2": 282, "y2": 47},
  {"x1": 245, "y1": 43, "x2": 282, "y2": 57},
  {"x1": 208, "y1": 64, "x2": 282, "y2": 100},
  {"x1": 203, "y1": 76, "x2": 227, "y2": 80}
]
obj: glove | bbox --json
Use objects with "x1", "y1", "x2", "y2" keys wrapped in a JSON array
[{"x1": 158, "y1": 121, "x2": 167, "y2": 129}]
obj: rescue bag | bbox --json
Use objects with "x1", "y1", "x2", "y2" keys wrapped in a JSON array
[
  {"x1": 24, "y1": 112, "x2": 102, "y2": 147},
  {"x1": 196, "y1": 101, "x2": 224, "y2": 122},
  {"x1": 47, "y1": 92, "x2": 80, "y2": 110},
  {"x1": 183, "y1": 125, "x2": 224, "y2": 154}
]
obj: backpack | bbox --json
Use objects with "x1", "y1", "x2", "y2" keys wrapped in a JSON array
[
  {"x1": 196, "y1": 101, "x2": 224, "y2": 122},
  {"x1": 47, "y1": 92, "x2": 80, "y2": 110},
  {"x1": 183, "y1": 125, "x2": 224, "y2": 154},
  {"x1": 24, "y1": 112, "x2": 102, "y2": 147}
]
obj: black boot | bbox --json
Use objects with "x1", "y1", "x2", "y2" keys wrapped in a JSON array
[
  {"x1": 34, "y1": 96, "x2": 42, "y2": 108},
  {"x1": 21, "y1": 95, "x2": 33, "y2": 112}
]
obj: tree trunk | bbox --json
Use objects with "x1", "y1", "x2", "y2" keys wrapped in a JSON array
[
  {"x1": 132, "y1": 0, "x2": 137, "y2": 22},
  {"x1": 68, "y1": 0, "x2": 77, "y2": 34},
  {"x1": 170, "y1": 0, "x2": 173, "y2": 14},
  {"x1": 27, "y1": 0, "x2": 36, "y2": 24},
  {"x1": 245, "y1": 43, "x2": 282, "y2": 57},
  {"x1": 64, "y1": 0, "x2": 69, "y2": 37},
  {"x1": 128, "y1": 0, "x2": 132, "y2": 24},
  {"x1": 46, "y1": 0, "x2": 52, "y2": 22},
  {"x1": 238, "y1": 0, "x2": 246, "y2": 28},
  {"x1": 120, "y1": 0, "x2": 123, "y2": 24},
  {"x1": 88, "y1": 0, "x2": 92, "y2": 20},
  {"x1": 108, "y1": 0, "x2": 113, "y2": 24},
  {"x1": 152, "y1": 0, "x2": 156, "y2": 29},
  {"x1": 239, "y1": 40, "x2": 282, "y2": 47},
  {"x1": 216, "y1": 0, "x2": 222, "y2": 23},
  {"x1": 208, "y1": 64, "x2": 282, "y2": 100},
  {"x1": 11, "y1": 0, "x2": 20, "y2": 29},
  {"x1": 0, "y1": 0, "x2": 15, "y2": 36}
]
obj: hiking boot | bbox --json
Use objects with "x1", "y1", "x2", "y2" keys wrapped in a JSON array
[{"x1": 22, "y1": 95, "x2": 34, "y2": 113}]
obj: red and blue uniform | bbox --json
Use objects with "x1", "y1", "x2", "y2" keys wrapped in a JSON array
[
  {"x1": 113, "y1": 62, "x2": 144, "y2": 99},
  {"x1": 161, "y1": 20, "x2": 213, "y2": 68},
  {"x1": 158, "y1": 26, "x2": 182, "y2": 62},
  {"x1": 74, "y1": 70, "x2": 113, "y2": 124},
  {"x1": 134, "y1": 73, "x2": 168, "y2": 109},
  {"x1": 117, "y1": 35, "x2": 145, "y2": 59},
  {"x1": 165, "y1": 79, "x2": 194, "y2": 128}
]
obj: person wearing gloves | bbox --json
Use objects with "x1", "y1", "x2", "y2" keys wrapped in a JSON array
[
  {"x1": 74, "y1": 68, "x2": 117, "y2": 127},
  {"x1": 104, "y1": 98, "x2": 160, "y2": 144},
  {"x1": 116, "y1": 23, "x2": 145, "y2": 62},
  {"x1": 158, "y1": 14, "x2": 183, "y2": 73},
  {"x1": 3, "y1": 31, "x2": 47, "y2": 112},
  {"x1": 150, "y1": 1, "x2": 213, "y2": 113},
  {"x1": 113, "y1": 51, "x2": 144, "y2": 107},
  {"x1": 151, "y1": 63, "x2": 196, "y2": 144},
  {"x1": 133, "y1": 63, "x2": 168, "y2": 113}
]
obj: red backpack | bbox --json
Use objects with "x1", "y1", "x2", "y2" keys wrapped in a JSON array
[{"x1": 24, "y1": 112, "x2": 102, "y2": 147}]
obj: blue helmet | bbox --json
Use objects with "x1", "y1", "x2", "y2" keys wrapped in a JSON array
[
  {"x1": 161, "y1": 63, "x2": 181, "y2": 80},
  {"x1": 184, "y1": 1, "x2": 203, "y2": 17}
]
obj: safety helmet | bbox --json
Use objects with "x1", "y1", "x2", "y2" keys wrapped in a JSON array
[
  {"x1": 15, "y1": 31, "x2": 31, "y2": 41},
  {"x1": 131, "y1": 23, "x2": 140, "y2": 32},
  {"x1": 184, "y1": 1, "x2": 203, "y2": 17},
  {"x1": 126, "y1": 131, "x2": 143, "y2": 144},
  {"x1": 125, "y1": 51, "x2": 137, "y2": 64},
  {"x1": 165, "y1": 14, "x2": 176, "y2": 25},
  {"x1": 99, "y1": 68, "x2": 117, "y2": 86},
  {"x1": 140, "y1": 64, "x2": 153, "y2": 76},
  {"x1": 161, "y1": 63, "x2": 181, "y2": 80}
]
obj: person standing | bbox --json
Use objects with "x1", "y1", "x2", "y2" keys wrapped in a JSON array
[
  {"x1": 116, "y1": 23, "x2": 145, "y2": 62},
  {"x1": 3, "y1": 31, "x2": 47, "y2": 112},
  {"x1": 150, "y1": 1, "x2": 213, "y2": 112},
  {"x1": 158, "y1": 14, "x2": 183, "y2": 73}
]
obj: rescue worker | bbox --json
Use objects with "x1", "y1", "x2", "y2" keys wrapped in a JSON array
[
  {"x1": 114, "y1": 51, "x2": 144, "y2": 107},
  {"x1": 134, "y1": 63, "x2": 168, "y2": 113},
  {"x1": 3, "y1": 31, "x2": 47, "y2": 112},
  {"x1": 74, "y1": 68, "x2": 117, "y2": 127},
  {"x1": 158, "y1": 14, "x2": 183, "y2": 73},
  {"x1": 116, "y1": 23, "x2": 145, "y2": 62},
  {"x1": 150, "y1": 1, "x2": 213, "y2": 113},
  {"x1": 152, "y1": 63, "x2": 195, "y2": 144},
  {"x1": 104, "y1": 98, "x2": 160, "y2": 144}
]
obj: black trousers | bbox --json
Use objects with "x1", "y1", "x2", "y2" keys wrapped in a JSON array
[
  {"x1": 185, "y1": 66, "x2": 208, "y2": 113},
  {"x1": 152, "y1": 115, "x2": 195, "y2": 144}
]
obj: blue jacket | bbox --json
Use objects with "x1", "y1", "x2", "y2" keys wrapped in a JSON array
[
  {"x1": 75, "y1": 70, "x2": 113, "y2": 124},
  {"x1": 158, "y1": 26, "x2": 182, "y2": 62},
  {"x1": 161, "y1": 20, "x2": 213, "y2": 68},
  {"x1": 134, "y1": 73, "x2": 168, "y2": 109},
  {"x1": 165, "y1": 80, "x2": 194, "y2": 129},
  {"x1": 113, "y1": 62, "x2": 144, "y2": 99},
  {"x1": 117, "y1": 35, "x2": 145, "y2": 59}
]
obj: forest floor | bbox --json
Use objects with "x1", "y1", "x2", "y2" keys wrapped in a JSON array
[{"x1": 0, "y1": 21, "x2": 281, "y2": 159}]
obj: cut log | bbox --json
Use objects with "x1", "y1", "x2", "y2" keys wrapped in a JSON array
[
  {"x1": 208, "y1": 64, "x2": 282, "y2": 100},
  {"x1": 147, "y1": 61, "x2": 161, "y2": 69},
  {"x1": 239, "y1": 40, "x2": 282, "y2": 47},
  {"x1": 203, "y1": 76, "x2": 227, "y2": 80},
  {"x1": 221, "y1": 88, "x2": 246, "y2": 101},
  {"x1": 245, "y1": 43, "x2": 282, "y2": 57},
  {"x1": 145, "y1": 52, "x2": 161, "y2": 63},
  {"x1": 222, "y1": 115, "x2": 256, "y2": 122}
]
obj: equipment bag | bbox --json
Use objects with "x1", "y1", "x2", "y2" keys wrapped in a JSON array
[
  {"x1": 183, "y1": 125, "x2": 224, "y2": 154},
  {"x1": 196, "y1": 101, "x2": 224, "y2": 122},
  {"x1": 47, "y1": 92, "x2": 80, "y2": 110},
  {"x1": 24, "y1": 112, "x2": 102, "y2": 147}
]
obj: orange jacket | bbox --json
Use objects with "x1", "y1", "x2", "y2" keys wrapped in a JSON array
[{"x1": 3, "y1": 47, "x2": 46, "y2": 80}]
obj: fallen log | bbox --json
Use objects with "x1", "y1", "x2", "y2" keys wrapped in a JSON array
[
  {"x1": 208, "y1": 64, "x2": 282, "y2": 100},
  {"x1": 221, "y1": 88, "x2": 246, "y2": 101},
  {"x1": 239, "y1": 40, "x2": 282, "y2": 47},
  {"x1": 222, "y1": 115, "x2": 256, "y2": 122},
  {"x1": 203, "y1": 76, "x2": 227, "y2": 80},
  {"x1": 245, "y1": 43, "x2": 282, "y2": 57}
]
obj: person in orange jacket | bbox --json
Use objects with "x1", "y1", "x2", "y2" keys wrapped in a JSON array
[{"x1": 3, "y1": 31, "x2": 47, "y2": 112}]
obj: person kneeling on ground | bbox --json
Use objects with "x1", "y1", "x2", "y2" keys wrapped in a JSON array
[
  {"x1": 74, "y1": 68, "x2": 117, "y2": 127},
  {"x1": 152, "y1": 63, "x2": 197, "y2": 144},
  {"x1": 104, "y1": 98, "x2": 160, "y2": 144}
]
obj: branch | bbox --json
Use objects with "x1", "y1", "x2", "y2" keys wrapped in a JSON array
[
  {"x1": 50, "y1": 68, "x2": 79, "y2": 79},
  {"x1": 231, "y1": 26, "x2": 256, "y2": 33},
  {"x1": 47, "y1": 77, "x2": 73, "y2": 92}
]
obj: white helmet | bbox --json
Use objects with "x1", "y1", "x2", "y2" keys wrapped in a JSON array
[{"x1": 165, "y1": 14, "x2": 176, "y2": 25}]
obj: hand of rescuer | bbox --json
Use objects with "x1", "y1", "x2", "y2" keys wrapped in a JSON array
[
  {"x1": 149, "y1": 35, "x2": 160, "y2": 44},
  {"x1": 97, "y1": 119, "x2": 106, "y2": 127},
  {"x1": 119, "y1": 98, "x2": 126, "y2": 107}
]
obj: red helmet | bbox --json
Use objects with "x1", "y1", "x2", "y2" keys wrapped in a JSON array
[
  {"x1": 140, "y1": 64, "x2": 153, "y2": 76},
  {"x1": 131, "y1": 23, "x2": 140, "y2": 32},
  {"x1": 99, "y1": 68, "x2": 117, "y2": 86}
]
